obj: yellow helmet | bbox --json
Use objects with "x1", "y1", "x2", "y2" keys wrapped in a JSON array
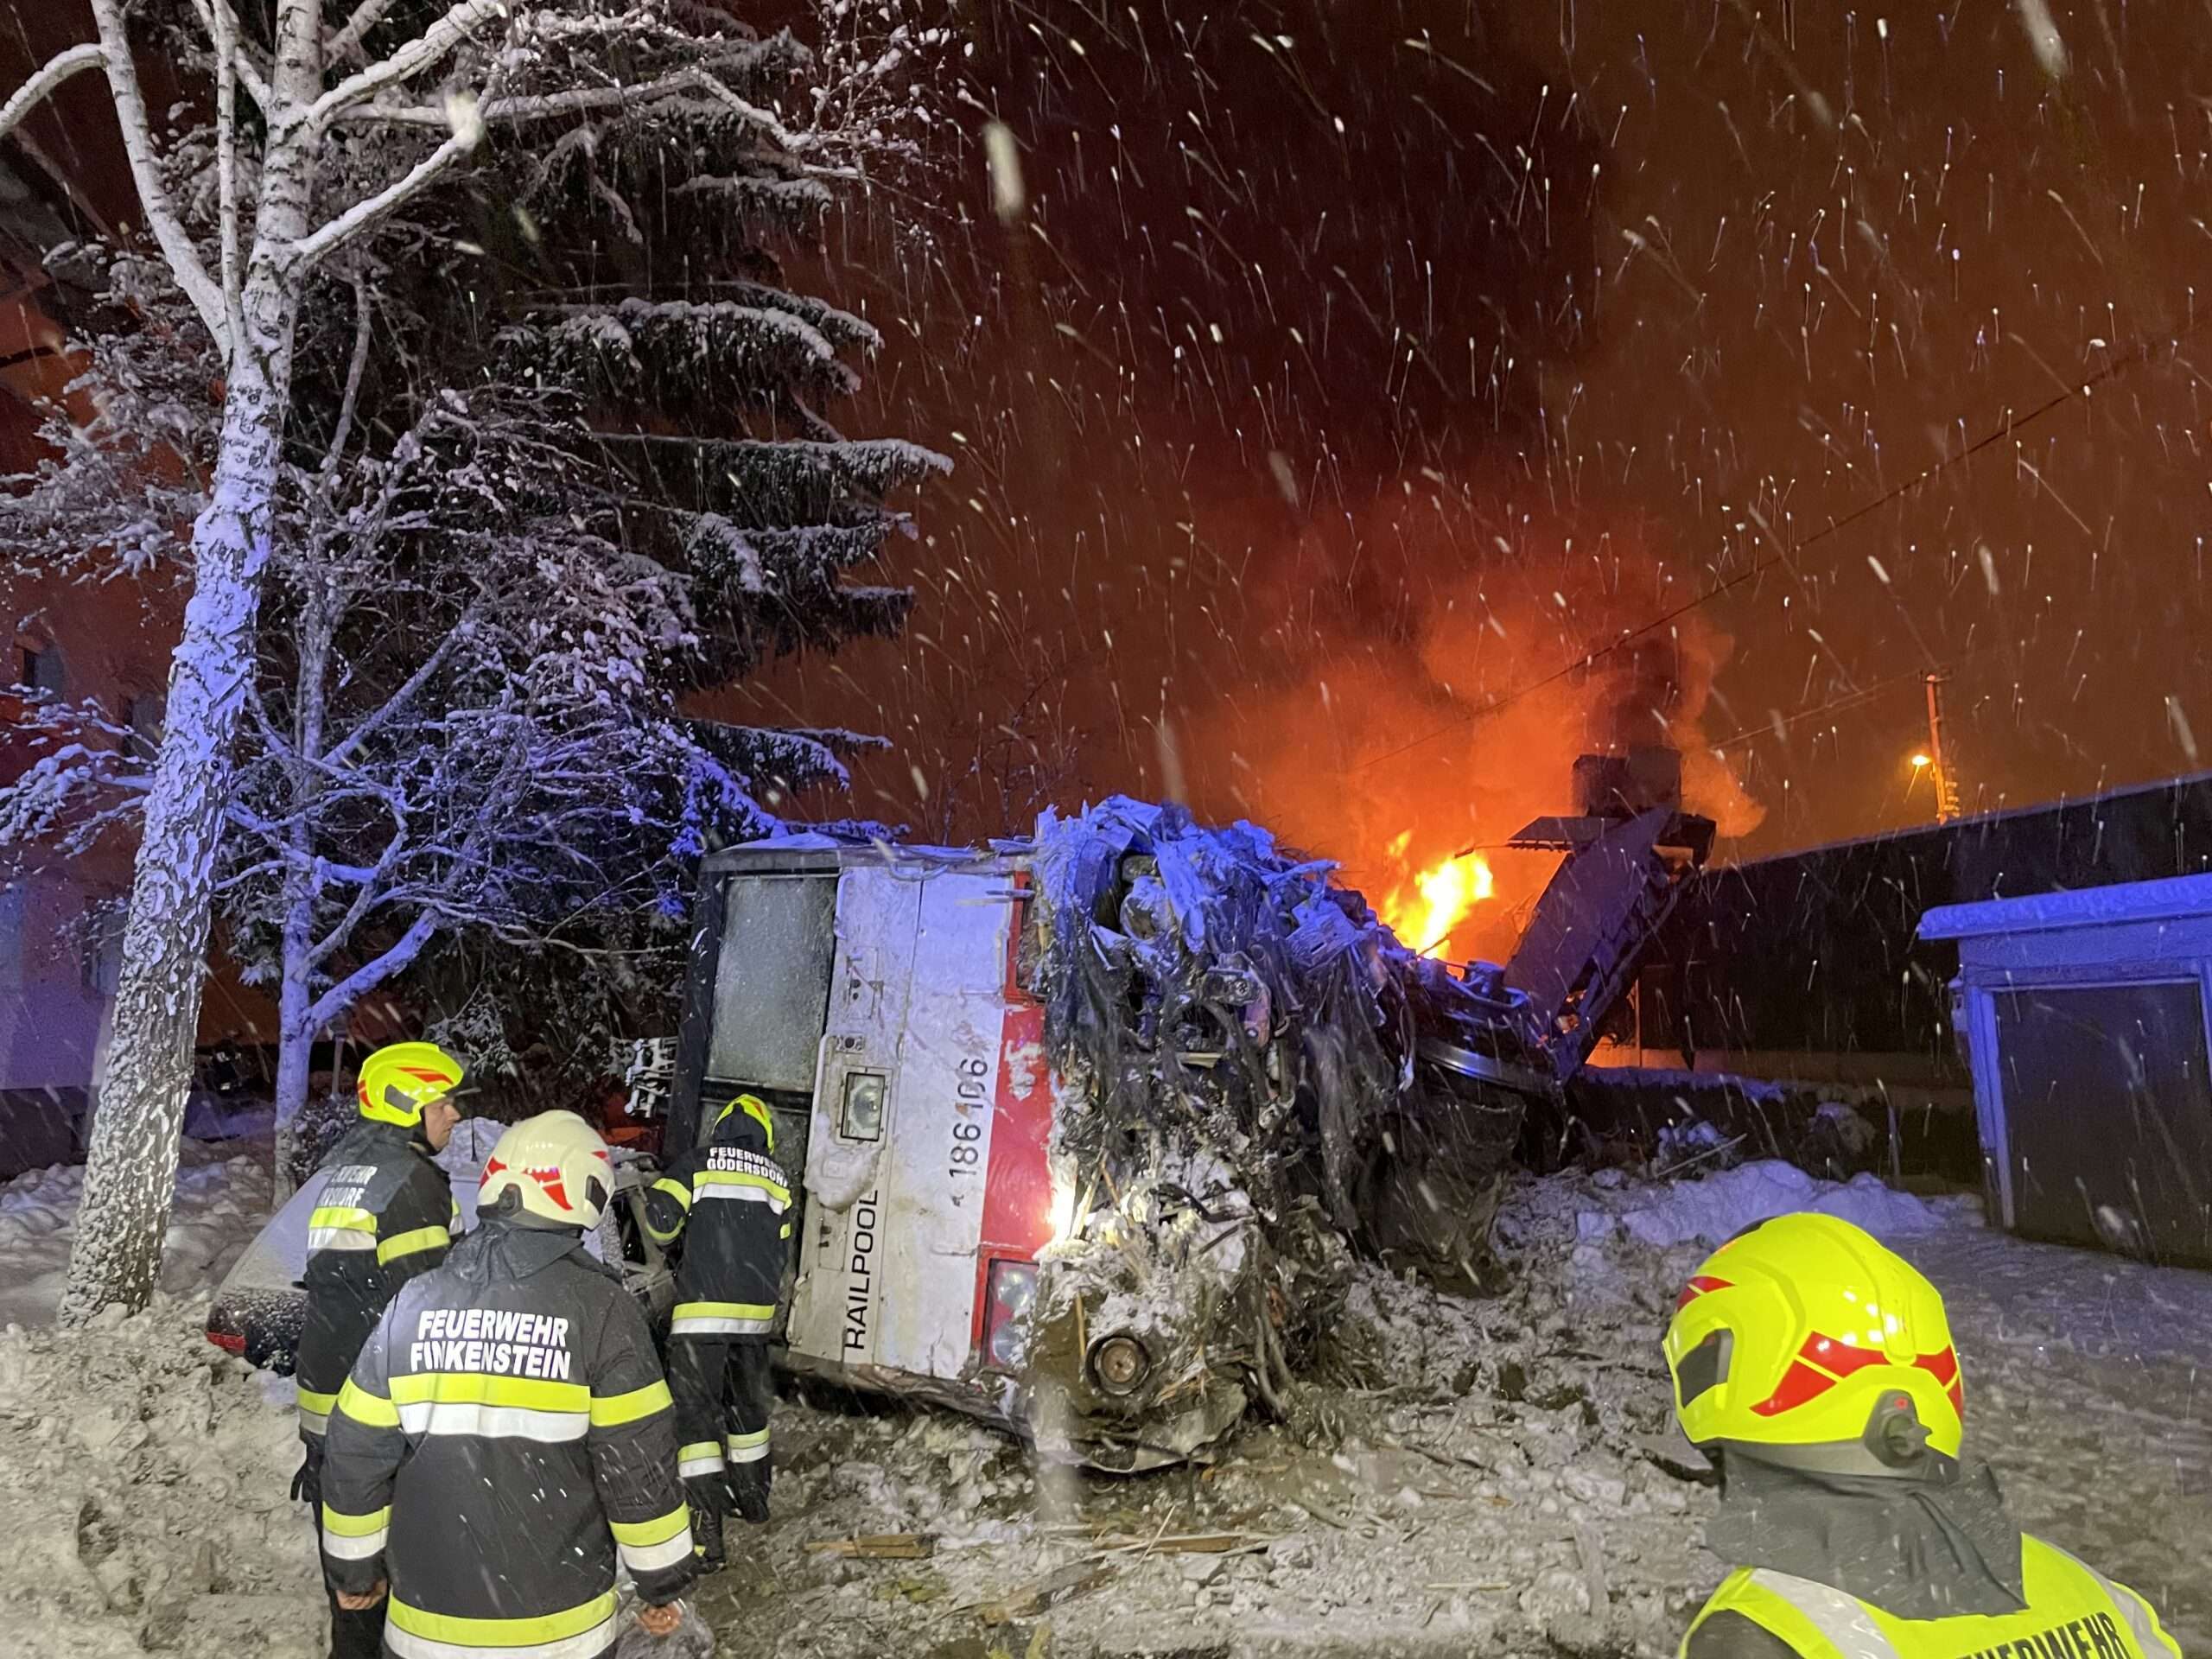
[
  {"x1": 479, "y1": 1111, "x2": 614, "y2": 1230},
  {"x1": 357, "y1": 1040, "x2": 465, "y2": 1128},
  {"x1": 1663, "y1": 1212, "x2": 1965, "y2": 1466},
  {"x1": 715, "y1": 1093, "x2": 774, "y2": 1152}
]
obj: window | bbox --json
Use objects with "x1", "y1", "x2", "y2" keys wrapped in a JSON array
[
  {"x1": 18, "y1": 645, "x2": 61, "y2": 696},
  {"x1": 81, "y1": 899, "x2": 124, "y2": 998},
  {"x1": 705, "y1": 875, "x2": 839, "y2": 1090},
  {"x1": 123, "y1": 693, "x2": 164, "y2": 762},
  {"x1": 0, "y1": 885, "x2": 25, "y2": 990}
]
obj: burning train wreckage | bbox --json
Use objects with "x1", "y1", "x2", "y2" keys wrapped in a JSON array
[{"x1": 640, "y1": 747, "x2": 1714, "y2": 1472}]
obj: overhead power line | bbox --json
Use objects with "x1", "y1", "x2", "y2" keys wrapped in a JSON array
[
  {"x1": 1356, "y1": 319, "x2": 2193, "y2": 773},
  {"x1": 1704, "y1": 644, "x2": 1997, "y2": 753}
]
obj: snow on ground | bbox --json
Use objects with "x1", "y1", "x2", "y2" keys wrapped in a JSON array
[
  {"x1": 0, "y1": 1299, "x2": 318, "y2": 1657},
  {"x1": 698, "y1": 1168, "x2": 2212, "y2": 1658},
  {"x1": 0, "y1": 1152, "x2": 2207, "y2": 1658},
  {"x1": 700, "y1": 1169, "x2": 1719, "y2": 1659},
  {"x1": 1578, "y1": 1156, "x2": 1974, "y2": 1249},
  {"x1": 0, "y1": 1140, "x2": 273, "y2": 1329},
  {"x1": 1910, "y1": 1225, "x2": 2212, "y2": 1651}
]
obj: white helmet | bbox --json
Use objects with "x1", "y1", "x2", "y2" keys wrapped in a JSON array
[{"x1": 479, "y1": 1111, "x2": 614, "y2": 1230}]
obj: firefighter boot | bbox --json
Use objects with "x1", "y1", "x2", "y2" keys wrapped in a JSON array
[
  {"x1": 724, "y1": 1342, "x2": 774, "y2": 1525},
  {"x1": 725, "y1": 1453, "x2": 772, "y2": 1525},
  {"x1": 688, "y1": 1495, "x2": 727, "y2": 1573}
]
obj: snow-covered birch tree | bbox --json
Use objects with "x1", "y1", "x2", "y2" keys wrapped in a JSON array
[
  {"x1": 241, "y1": 388, "x2": 914, "y2": 1174},
  {"x1": 0, "y1": 0, "x2": 948, "y2": 1319}
]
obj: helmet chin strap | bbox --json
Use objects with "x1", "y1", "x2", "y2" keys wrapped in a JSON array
[
  {"x1": 485, "y1": 1188, "x2": 589, "y2": 1233},
  {"x1": 1722, "y1": 1395, "x2": 1954, "y2": 1483}
]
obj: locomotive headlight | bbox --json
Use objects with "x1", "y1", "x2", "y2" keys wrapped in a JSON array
[{"x1": 1088, "y1": 1332, "x2": 1151, "y2": 1397}]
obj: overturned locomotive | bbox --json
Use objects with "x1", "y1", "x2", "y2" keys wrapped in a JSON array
[{"x1": 658, "y1": 751, "x2": 1711, "y2": 1469}]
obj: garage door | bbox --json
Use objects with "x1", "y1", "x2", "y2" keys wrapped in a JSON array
[{"x1": 1995, "y1": 979, "x2": 2212, "y2": 1265}]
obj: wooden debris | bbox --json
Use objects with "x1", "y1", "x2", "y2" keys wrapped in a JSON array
[
  {"x1": 870, "y1": 1574, "x2": 949, "y2": 1605},
  {"x1": 975, "y1": 1560, "x2": 1121, "y2": 1625},
  {"x1": 1103, "y1": 1531, "x2": 1272, "y2": 1556},
  {"x1": 1038, "y1": 1522, "x2": 1281, "y2": 1555},
  {"x1": 804, "y1": 1534, "x2": 936, "y2": 1560}
]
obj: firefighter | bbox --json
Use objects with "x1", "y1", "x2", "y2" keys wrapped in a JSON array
[
  {"x1": 644, "y1": 1092, "x2": 791, "y2": 1565},
  {"x1": 1667, "y1": 1212, "x2": 2183, "y2": 1659},
  {"x1": 319, "y1": 1110, "x2": 697, "y2": 1656},
  {"x1": 293, "y1": 1039, "x2": 466, "y2": 1659}
]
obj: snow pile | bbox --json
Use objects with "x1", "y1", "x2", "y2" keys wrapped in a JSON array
[
  {"x1": 0, "y1": 1298, "x2": 317, "y2": 1657},
  {"x1": 1590, "y1": 1157, "x2": 1970, "y2": 1249},
  {"x1": 0, "y1": 1141, "x2": 274, "y2": 1329}
]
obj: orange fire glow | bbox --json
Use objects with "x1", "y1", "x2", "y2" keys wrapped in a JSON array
[{"x1": 1376, "y1": 831, "x2": 1496, "y2": 961}]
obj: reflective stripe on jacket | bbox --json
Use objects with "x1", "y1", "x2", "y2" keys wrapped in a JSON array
[
  {"x1": 296, "y1": 1120, "x2": 455, "y2": 1439},
  {"x1": 643, "y1": 1120, "x2": 790, "y2": 1341},
  {"x1": 318, "y1": 1220, "x2": 696, "y2": 1656},
  {"x1": 1683, "y1": 1535, "x2": 2183, "y2": 1659}
]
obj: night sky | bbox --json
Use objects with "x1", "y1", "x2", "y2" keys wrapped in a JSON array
[{"x1": 729, "y1": 0, "x2": 2212, "y2": 944}]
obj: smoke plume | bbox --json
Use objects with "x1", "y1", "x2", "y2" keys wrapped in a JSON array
[{"x1": 1185, "y1": 477, "x2": 1764, "y2": 963}]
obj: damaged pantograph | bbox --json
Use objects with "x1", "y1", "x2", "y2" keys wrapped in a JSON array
[{"x1": 656, "y1": 750, "x2": 1711, "y2": 1471}]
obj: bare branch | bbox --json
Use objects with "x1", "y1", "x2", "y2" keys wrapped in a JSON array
[
  {"x1": 321, "y1": 276, "x2": 375, "y2": 478},
  {"x1": 304, "y1": 910, "x2": 438, "y2": 1031},
  {"x1": 182, "y1": 0, "x2": 275, "y2": 111},
  {"x1": 320, "y1": 619, "x2": 473, "y2": 768},
  {"x1": 327, "y1": 0, "x2": 404, "y2": 65},
  {"x1": 0, "y1": 42, "x2": 107, "y2": 147},
  {"x1": 84, "y1": 0, "x2": 232, "y2": 358},
  {"x1": 308, "y1": 834, "x2": 410, "y2": 969},
  {"x1": 302, "y1": 0, "x2": 504, "y2": 131},
  {"x1": 347, "y1": 67, "x2": 709, "y2": 130},
  {"x1": 343, "y1": 67, "x2": 809, "y2": 151},
  {"x1": 289, "y1": 127, "x2": 477, "y2": 270}
]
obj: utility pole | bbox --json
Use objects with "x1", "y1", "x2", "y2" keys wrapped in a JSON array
[{"x1": 1924, "y1": 671, "x2": 1962, "y2": 823}]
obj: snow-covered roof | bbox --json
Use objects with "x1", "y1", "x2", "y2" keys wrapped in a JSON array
[
  {"x1": 1916, "y1": 871, "x2": 2212, "y2": 942},
  {"x1": 1710, "y1": 765, "x2": 2212, "y2": 874}
]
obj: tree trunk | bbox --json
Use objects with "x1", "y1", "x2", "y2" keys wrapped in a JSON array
[
  {"x1": 271, "y1": 957, "x2": 315, "y2": 1195},
  {"x1": 61, "y1": 0, "x2": 327, "y2": 1321},
  {"x1": 82, "y1": 973, "x2": 118, "y2": 1159},
  {"x1": 270, "y1": 583, "x2": 333, "y2": 1197},
  {"x1": 60, "y1": 291, "x2": 307, "y2": 1323}
]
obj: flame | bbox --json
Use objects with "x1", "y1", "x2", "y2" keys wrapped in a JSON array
[{"x1": 1377, "y1": 838, "x2": 1496, "y2": 960}]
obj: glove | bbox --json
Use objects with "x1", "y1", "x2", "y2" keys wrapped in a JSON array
[
  {"x1": 291, "y1": 1444, "x2": 321, "y2": 1507},
  {"x1": 613, "y1": 1602, "x2": 716, "y2": 1659}
]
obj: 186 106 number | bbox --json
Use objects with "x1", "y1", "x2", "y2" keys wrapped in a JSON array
[{"x1": 949, "y1": 1055, "x2": 990, "y2": 1187}]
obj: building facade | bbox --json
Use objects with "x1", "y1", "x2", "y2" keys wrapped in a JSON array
[{"x1": 0, "y1": 40, "x2": 269, "y2": 1170}]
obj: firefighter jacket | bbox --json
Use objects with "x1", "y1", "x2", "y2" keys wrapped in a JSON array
[
  {"x1": 644, "y1": 1114, "x2": 791, "y2": 1340},
  {"x1": 319, "y1": 1216, "x2": 697, "y2": 1659},
  {"x1": 296, "y1": 1120, "x2": 456, "y2": 1441},
  {"x1": 1684, "y1": 1535, "x2": 2183, "y2": 1659}
]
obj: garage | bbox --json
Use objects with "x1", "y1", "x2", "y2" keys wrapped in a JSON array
[{"x1": 1920, "y1": 874, "x2": 2212, "y2": 1266}]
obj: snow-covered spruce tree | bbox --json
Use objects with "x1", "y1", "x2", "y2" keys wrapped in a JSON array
[{"x1": 0, "y1": 0, "x2": 946, "y2": 1319}]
